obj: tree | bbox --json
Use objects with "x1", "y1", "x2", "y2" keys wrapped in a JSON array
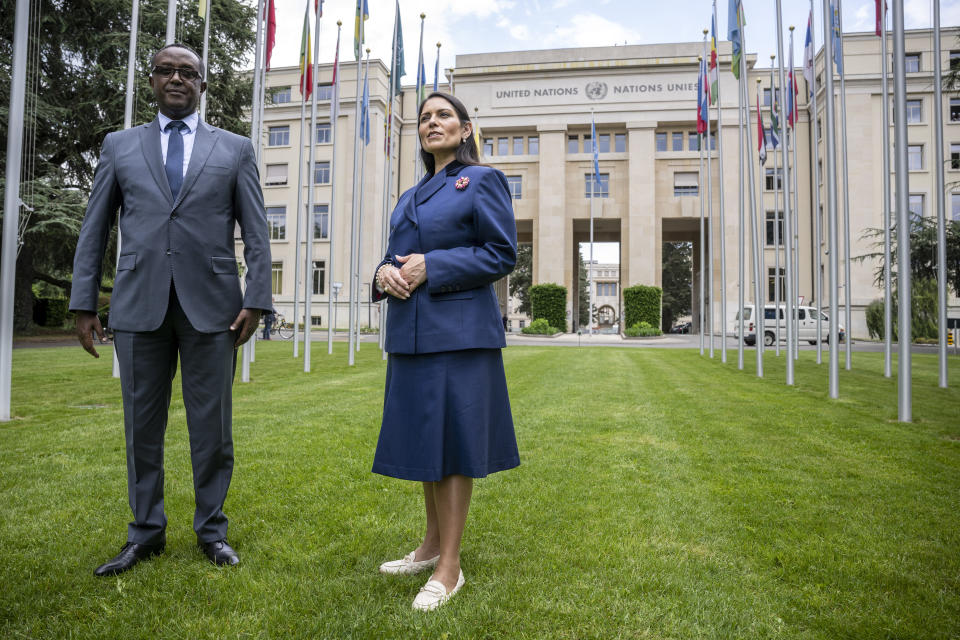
[
  {"x1": 577, "y1": 250, "x2": 589, "y2": 328},
  {"x1": 0, "y1": 0, "x2": 256, "y2": 330},
  {"x1": 509, "y1": 243, "x2": 532, "y2": 316},
  {"x1": 859, "y1": 218, "x2": 960, "y2": 298},
  {"x1": 660, "y1": 241, "x2": 692, "y2": 331}
]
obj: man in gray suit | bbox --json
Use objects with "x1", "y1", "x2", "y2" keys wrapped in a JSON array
[{"x1": 69, "y1": 43, "x2": 271, "y2": 576}]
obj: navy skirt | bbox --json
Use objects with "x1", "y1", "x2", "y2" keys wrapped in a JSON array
[{"x1": 372, "y1": 348, "x2": 520, "y2": 482}]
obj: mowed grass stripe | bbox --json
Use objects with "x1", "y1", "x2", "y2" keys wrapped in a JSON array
[{"x1": 0, "y1": 343, "x2": 958, "y2": 639}]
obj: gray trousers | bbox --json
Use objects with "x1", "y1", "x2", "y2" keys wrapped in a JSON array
[{"x1": 113, "y1": 288, "x2": 237, "y2": 544}]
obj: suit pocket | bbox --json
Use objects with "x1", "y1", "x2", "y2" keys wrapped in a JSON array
[
  {"x1": 117, "y1": 253, "x2": 137, "y2": 271},
  {"x1": 204, "y1": 164, "x2": 233, "y2": 176},
  {"x1": 429, "y1": 289, "x2": 475, "y2": 301},
  {"x1": 210, "y1": 256, "x2": 239, "y2": 275}
]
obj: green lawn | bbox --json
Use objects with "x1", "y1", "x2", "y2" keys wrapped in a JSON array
[{"x1": 1, "y1": 343, "x2": 959, "y2": 639}]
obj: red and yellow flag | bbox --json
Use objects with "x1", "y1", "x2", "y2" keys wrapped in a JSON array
[{"x1": 299, "y1": 2, "x2": 313, "y2": 98}]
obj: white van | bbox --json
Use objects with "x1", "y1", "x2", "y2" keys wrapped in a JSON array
[{"x1": 731, "y1": 304, "x2": 845, "y2": 347}]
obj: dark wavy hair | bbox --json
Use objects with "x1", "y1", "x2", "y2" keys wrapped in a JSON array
[{"x1": 417, "y1": 92, "x2": 481, "y2": 175}]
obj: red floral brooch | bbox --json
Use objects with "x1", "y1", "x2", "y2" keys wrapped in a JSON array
[{"x1": 455, "y1": 176, "x2": 470, "y2": 190}]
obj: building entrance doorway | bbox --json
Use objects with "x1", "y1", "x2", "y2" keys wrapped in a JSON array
[
  {"x1": 662, "y1": 217, "x2": 700, "y2": 333},
  {"x1": 573, "y1": 218, "x2": 621, "y2": 333}
]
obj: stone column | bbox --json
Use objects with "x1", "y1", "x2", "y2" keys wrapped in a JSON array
[
  {"x1": 535, "y1": 124, "x2": 568, "y2": 286},
  {"x1": 625, "y1": 122, "x2": 658, "y2": 288}
]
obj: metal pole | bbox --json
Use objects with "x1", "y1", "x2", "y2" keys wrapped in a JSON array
[
  {"x1": 933, "y1": 0, "x2": 948, "y2": 388},
  {"x1": 823, "y1": 0, "x2": 841, "y2": 398},
  {"x1": 891, "y1": 0, "x2": 911, "y2": 420},
  {"x1": 380, "y1": 18, "x2": 399, "y2": 358},
  {"x1": 328, "y1": 21, "x2": 343, "y2": 356},
  {"x1": 742, "y1": 38, "x2": 764, "y2": 377},
  {"x1": 809, "y1": 0, "x2": 824, "y2": 365},
  {"x1": 881, "y1": 0, "x2": 893, "y2": 377},
  {"x1": 199, "y1": 0, "x2": 211, "y2": 120},
  {"x1": 347, "y1": 18, "x2": 364, "y2": 366},
  {"x1": 589, "y1": 131, "x2": 596, "y2": 336},
  {"x1": 837, "y1": 2, "x2": 853, "y2": 370},
  {"x1": 165, "y1": 0, "x2": 176, "y2": 44},
  {"x1": 355, "y1": 49, "x2": 371, "y2": 353},
  {"x1": 292, "y1": 72, "x2": 308, "y2": 358},
  {"x1": 705, "y1": 36, "x2": 715, "y2": 359},
  {"x1": 304, "y1": 0, "x2": 321, "y2": 372},
  {"x1": 0, "y1": 0, "x2": 30, "y2": 421},
  {"x1": 791, "y1": 27, "x2": 802, "y2": 363},
  {"x1": 737, "y1": 58, "x2": 745, "y2": 370},
  {"x1": 772, "y1": 59, "x2": 781, "y2": 357},
  {"x1": 699, "y1": 100, "x2": 706, "y2": 355},
  {"x1": 776, "y1": 0, "x2": 795, "y2": 385},
  {"x1": 711, "y1": 7, "x2": 730, "y2": 365}
]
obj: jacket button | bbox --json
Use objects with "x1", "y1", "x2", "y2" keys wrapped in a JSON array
[
  {"x1": 166, "y1": 250, "x2": 171, "y2": 255},
  {"x1": 170, "y1": 213, "x2": 177, "y2": 220}
]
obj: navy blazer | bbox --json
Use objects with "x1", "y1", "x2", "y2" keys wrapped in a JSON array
[{"x1": 373, "y1": 163, "x2": 517, "y2": 354}]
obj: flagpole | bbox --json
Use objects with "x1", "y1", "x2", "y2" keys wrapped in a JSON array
[
  {"x1": 891, "y1": 0, "x2": 911, "y2": 420},
  {"x1": 710, "y1": 11, "x2": 729, "y2": 365},
  {"x1": 199, "y1": 0, "x2": 211, "y2": 120},
  {"x1": 303, "y1": 0, "x2": 321, "y2": 372},
  {"x1": 836, "y1": 2, "x2": 853, "y2": 371},
  {"x1": 806, "y1": 1, "x2": 823, "y2": 365},
  {"x1": 772, "y1": 57, "x2": 781, "y2": 357},
  {"x1": 242, "y1": 0, "x2": 266, "y2": 383},
  {"x1": 292, "y1": 2, "x2": 311, "y2": 360},
  {"x1": 703, "y1": 35, "x2": 715, "y2": 358},
  {"x1": 347, "y1": 7, "x2": 365, "y2": 366},
  {"x1": 589, "y1": 109, "x2": 596, "y2": 336},
  {"x1": 328, "y1": 21, "x2": 342, "y2": 356},
  {"x1": 776, "y1": 0, "x2": 796, "y2": 385},
  {"x1": 415, "y1": 13, "x2": 426, "y2": 181},
  {"x1": 932, "y1": 0, "x2": 948, "y2": 388},
  {"x1": 880, "y1": 0, "x2": 892, "y2": 377},
  {"x1": 790, "y1": 26, "x2": 801, "y2": 362},
  {"x1": 822, "y1": 0, "x2": 841, "y2": 398},
  {"x1": 736, "y1": 58, "x2": 745, "y2": 370},
  {"x1": 355, "y1": 48, "x2": 371, "y2": 353},
  {"x1": 380, "y1": 5, "x2": 401, "y2": 358},
  {"x1": 166, "y1": 0, "x2": 176, "y2": 44},
  {"x1": 699, "y1": 68, "x2": 706, "y2": 355},
  {"x1": 742, "y1": 19, "x2": 765, "y2": 377}
]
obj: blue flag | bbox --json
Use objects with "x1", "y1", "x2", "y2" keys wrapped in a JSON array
[
  {"x1": 590, "y1": 116, "x2": 599, "y2": 181},
  {"x1": 728, "y1": 0, "x2": 743, "y2": 78},
  {"x1": 433, "y1": 45, "x2": 440, "y2": 92},
  {"x1": 831, "y1": 2, "x2": 843, "y2": 74}
]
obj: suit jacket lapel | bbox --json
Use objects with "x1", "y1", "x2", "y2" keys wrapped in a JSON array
[
  {"x1": 140, "y1": 118, "x2": 173, "y2": 205},
  {"x1": 414, "y1": 169, "x2": 447, "y2": 207},
  {"x1": 173, "y1": 121, "x2": 217, "y2": 210}
]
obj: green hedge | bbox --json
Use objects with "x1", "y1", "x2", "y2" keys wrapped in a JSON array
[
  {"x1": 32, "y1": 298, "x2": 69, "y2": 327},
  {"x1": 623, "y1": 285, "x2": 662, "y2": 329},
  {"x1": 529, "y1": 283, "x2": 567, "y2": 332},
  {"x1": 624, "y1": 321, "x2": 662, "y2": 337},
  {"x1": 521, "y1": 318, "x2": 560, "y2": 335}
]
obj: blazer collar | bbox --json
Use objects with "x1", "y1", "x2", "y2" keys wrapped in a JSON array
[
  {"x1": 141, "y1": 118, "x2": 173, "y2": 205},
  {"x1": 414, "y1": 161, "x2": 464, "y2": 207}
]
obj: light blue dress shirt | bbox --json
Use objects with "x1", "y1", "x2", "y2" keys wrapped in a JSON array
[{"x1": 158, "y1": 111, "x2": 199, "y2": 178}]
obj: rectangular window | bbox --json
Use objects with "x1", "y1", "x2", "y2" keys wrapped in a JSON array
[
  {"x1": 952, "y1": 98, "x2": 960, "y2": 122},
  {"x1": 952, "y1": 193, "x2": 960, "y2": 221},
  {"x1": 952, "y1": 144, "x2": 960, "y2": 170},
  {"x1": 271, "y1": 261, "x2": 283, "y2": 295},
  {"x1": 315, "y1": 122, "x2": 331, "y2": 144},
  {"x1": 768, "y1": 268, "x2": 785, "y2": 302},
  {"x1": 614, "y1": 133, "x2": 626, "y2": 153},
  {"x1": 763, "y1": 88, "x2": 772, "y2": 107},
  {"x1": 817, "y1": 117, "x2": 822, "y2": 140},
  {"x1": 909, "y1": 193, "x2": 924, "y2": 223},
  {"x1": 312, "y1": 161, "x2": 331, "y2": 184},
  {"x1": 268, "y1": 125, "x2": 290, "y2": 146},
  {"x1": 528, "y1": 136, "x2": 539, "y2": 154},
  {"x1": 269, "y1": 86, "x2": 292, "y2": 104},
  {"x1": 707, "y1": 131, "x2": 716, "y2": 150},
  {"x1": 765, "y1": 168, "x2": 783, "y2": 191},
  {"x1": 265, "y1": 206, "x2": 286, "y2": 240},
  {"x1": 671, "y1": 132, "x2": 684, "y2": 151},
  {"x1": 598, "y1": 133, "x2": 611, "y2": 153},
  {"x1": 818, "y1": 159, "x2": 823, "y2": 185},
  {"x1": 655, "y1": 132, "x2": 667, "y2": 152},
  {"x1": 585, "y1": 173, "x2": 609, "y2": 198},
  {"x1": 312, "y1": 260, "x2": 326, "y2": 295},
  {"x1": 312, "y1": 204, "x2": 329, "y2": 240},
  {"x1": 583, "y1": 134, "x2": 592, "y2": 153},
  {"x1": 908, "y1": 145, "x2": 923, "y2": 170},
  {"x1": 673, "y1": 171, "x2": 698, "y2": 196},
  {"x1": 483, "y1": 138, "x2": 493, "y2": 156},
  {"x1": 765, "y1": 212, "x2": 784, "y2": 246},
  {"x1": 316, "y1": 84, "x2": 333, "y2": 100},
  {"x1": 951, "y1": 51, "x2": 960, "y2": 71},
  {"x1": 689, "y1": 132, "x2": 700, "y2": 151},
  {"x1": 905, "y1": 54, "x2": 920, "y2": 73},
  {"x1": 506, "y1": 175, "x2": 522, "y2": 200},
  {"x1": 568, "y1": 135, "x2": 579, "y2": 154},
  {"x1": 265, "y1": 163, "x2": 288, "y2": 186},
  {"x1": 906, "y1": 99, "x2": 922, "y2": 123},
  {"x1": 498, "y1": 137, "x2": 509, "y2": 155},
  {"x1": 513, "y1": 136, "x2": 524, "y2": 155}
]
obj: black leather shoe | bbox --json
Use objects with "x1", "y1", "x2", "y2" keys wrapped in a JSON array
[
  {"x1": 94, "y1": 540, "x2": 165, "y2": 577},
  {"x1": 199, "y1": 539, "x2": 239, "y2": 566}
]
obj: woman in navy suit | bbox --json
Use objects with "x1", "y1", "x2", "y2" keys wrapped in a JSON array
[{"x1": 371, "y1": 92, "x2": 519, "y2": 611}]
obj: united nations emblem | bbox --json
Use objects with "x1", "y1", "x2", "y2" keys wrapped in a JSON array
[{"x1": 585, "y1": 81, "x2": 608, "y2": 101}]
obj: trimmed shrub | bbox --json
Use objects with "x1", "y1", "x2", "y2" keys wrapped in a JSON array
[
  {"x1": 624, "y1": 321, "x2": 662, "y2": 337},
  {"x1": 521, "y1": 318, "x2": 560, "y2": 335},
  {"x1": 865, "y1": 299, "x2": 884, "y2": 340},
  {"x1": 529, "y1": 283, "x2": 567, "y2": 332},
  {"x1": 623, "y1": 285, "x2": 662, "y2": 329}
]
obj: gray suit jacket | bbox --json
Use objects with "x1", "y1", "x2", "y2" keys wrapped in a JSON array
[{"x1": 70, "y1": 118, "x2": 271, "y2": 333}]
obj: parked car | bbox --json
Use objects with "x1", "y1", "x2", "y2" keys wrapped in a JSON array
[
  {"x1": 670, "y1": 321, "x2": 692, "y2": 334},
  {"x1": 731, "y1": 304, "x2": 845, "y2": 347}
]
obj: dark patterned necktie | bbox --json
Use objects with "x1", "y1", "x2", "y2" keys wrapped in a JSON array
[{"x1": 164, "y1": 120, "x2": 186, "y2": 200}]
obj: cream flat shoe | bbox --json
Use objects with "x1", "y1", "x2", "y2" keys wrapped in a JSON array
[
  {"x1": 379, "y1": 551, "x2": 440, "y2": 576},
  {"x1": 412, "y1": 570, "x2": 465, "y2": 611}
]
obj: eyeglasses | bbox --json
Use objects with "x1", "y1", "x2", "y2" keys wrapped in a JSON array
[{"x1": 152, "y1": 66, "x2": 201, "y2": 81}]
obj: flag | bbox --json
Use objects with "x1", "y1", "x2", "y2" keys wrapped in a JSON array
[
  {"x1": 360, "y1": 62, "x2": 370, "y2": 146},
  {"x1": 331, "y1": 24, "x2": 340, "y2": 119},
  {"x1": 390, "y1": 1, "x2": 405, "y2": 95},
  {"x1": 803, "y1": 11, "x2": 815, "y2": 98},
  {"x1": 416, "y1": 16, "x2": 426, "y2": 104},
  {"x1": 697, "y1": 58, "x2": 708, "y2": 136},
  {"x1": 265, "y1": 0, "x2": 277, "y2": 71},
  {"x1": 769, "y1": 64, "x2": 780, "y2": 147},
  {"x1": 757, "y1": 93, "x2": 767, "y2": 165},
  {"x1": 590, "y1": 115, "x2": 600, "y2": 181},
  {"x1": 354, "y1": 0, "x2": 369, "y2": 61},
  {"x1": 433, "y1": 45, "x2": 441, "y2": 93},
  {"x1": 830, "y1": 2, "x2": 843, "y2": 74},
  {"x1": 299, "y1": 2, "x2": 312, "y2": 98},
  {"x1": 473, "y1": 116, "x2": 482, "y2": 155},
  {"x1": 875, "y1": 0, "x2": 886, "y2": 36},
  {"x1": 787, "y1": 29, "x2": 797, "y2": 128},
  {"x1": 728, "y1": 0, "x2": 744, "y2": 79},
  {"x1": 709, "y1": 14, "x2": 719, "y2": 103},
  {"x1": 198, "y1": 0, "x2": 207, "y2": 19},
  {"x1": 316, "y1": 0, "x2": 322, "y2": 15}
]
